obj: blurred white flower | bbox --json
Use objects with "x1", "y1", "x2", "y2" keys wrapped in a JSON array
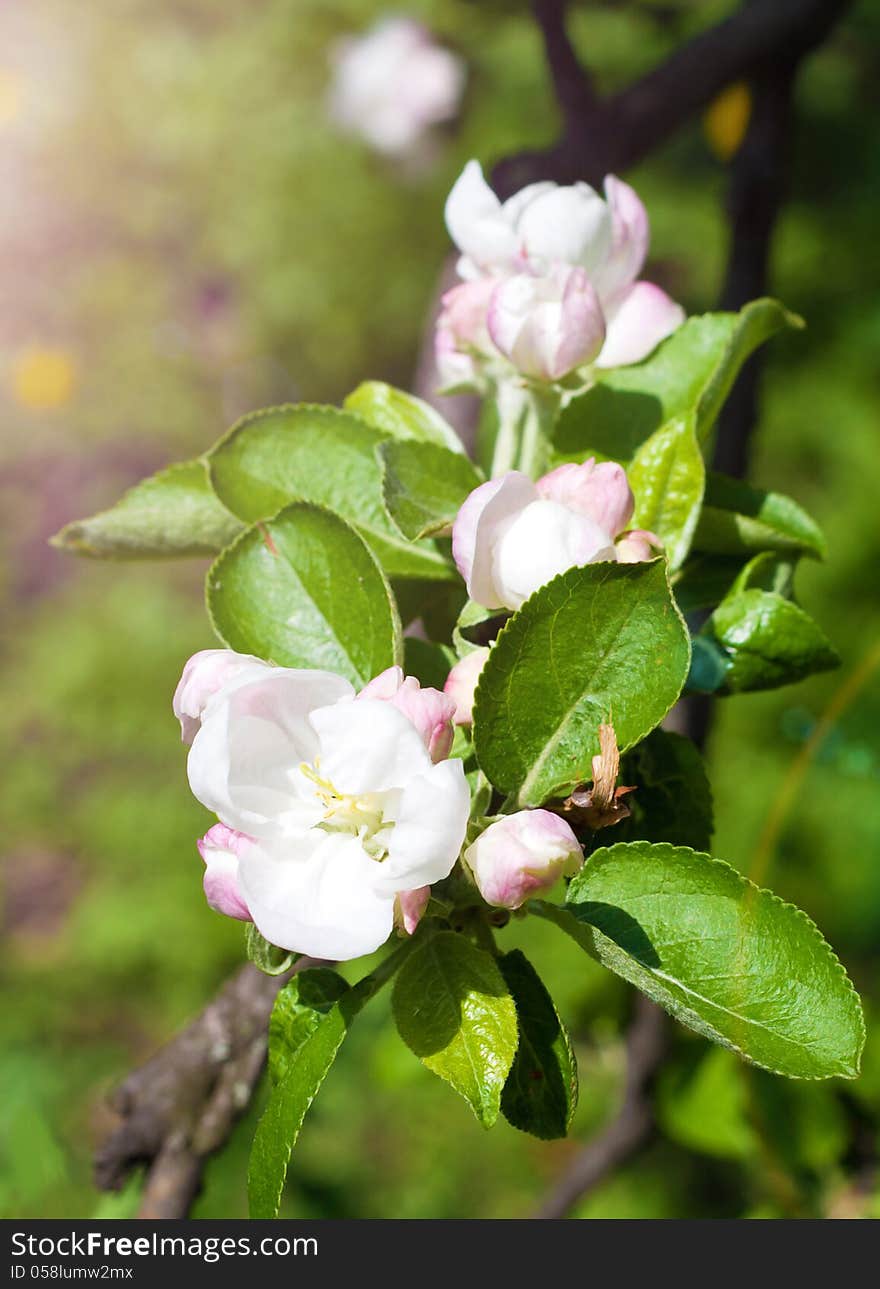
[{"x1": 328, "y1": 17, "x2": 465, "y2": 158}]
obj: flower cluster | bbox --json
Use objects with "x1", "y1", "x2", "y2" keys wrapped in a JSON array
[{"x1": 436, "y1": 161, "x2": 685, "y2": 389}]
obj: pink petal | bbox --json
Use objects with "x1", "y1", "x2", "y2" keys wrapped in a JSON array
[{"x1": 596, "y1": 280, "x2": 685, "y2": 369}]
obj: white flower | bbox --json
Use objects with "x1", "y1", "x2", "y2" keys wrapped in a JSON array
[
  {"x1": 443, "y1": 648, "x2": 490, "y2": 725},
  {"x1": 452, "y1": 458, "x2": 659, "y2": 611},
  {"x1": 183, "y1": 659, "x2": 470, "y2": 960},
  {"x1": 172, "y1": 648, "x2": 270, "y2": 744},
  {"x1": 444, "y1": 161, "x2": 685, "y2": 368},
  {"x1": 328, "y1": 17, "x2": 465, "y2": 158},
  {"x1": 464, "y1": 811, "x2": 583, "y2": 909}
]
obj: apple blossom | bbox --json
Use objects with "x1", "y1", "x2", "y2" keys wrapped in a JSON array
[
  {"x1": 463, "y1": 810, "x2": 583, "y2": 909},
  {"x1": 394, "y1": 886, "x2": 431, "y2": 936},
  {"x1": 444, "y1": 160, "x2": 684, "y2": 369},
  {"x1": 435, "y1": 276, "x2": 498, "y2": 391},
  {"x1": 182, "y1": 657, "x2": 470, "y2": 960},
  {"x1": 443, "y1": 648, "x2": 490, "y2": 725},
  {"x1": 172, "y1": 648, "x2": 271, "y2": 744},
  {"x1": 358, "y1": 665, "x2": 456, "y2": 762},
  {"x1": 328, "y1": 17, "x2": 465, "y2": 158},
  {"x1": 452, "y1": 458, "x2": 657, "y2": 611},
  {"x1": 486, "y1": 264, "x2": 606, "y2": 382}
]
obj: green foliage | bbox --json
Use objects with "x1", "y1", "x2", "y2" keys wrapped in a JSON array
[
  {"x1": 209, "y1": 403, "x2": 455, "y2": 581},
  {"x1": 705, "y1": 588, "x2": 840, "y2": 694},
  {"x1": 392, "y1": 931, "x2": 518, "y2": 1128},
  {"x1": 268, "y1": 969, "x2": 349, "y2": 1086},
  {"x1": 553, "y1": 300, "x2": 802, "y2": 463},
  {"x1": 537, "y1": 842, "x2": 864, "y2": 1079},
  {"x1": 473, "y1": 561, "x2": 691, "y2": 805},
  {"x1": 617, "y1": 729, "x2": 714, "y2": 852},
  {"x1": 380, "y1": 440, "x2": 483, "y2": 540},
  {"x1": 344, "y1": 381, "x2": 464, "y2": 452},
  {"x1": 245, "y1": 925, "x2": 298, "y2": 977},
  {"x1": 50, "y1": 460, "x2": 243, "y2": 559},
  {"x1": 499, "y1": 950, "x2": 578, "y2": 1140},
  {"x1": 694, "y1": 472, "x2": 827, "y2": 560},
  {"x1": 628, "y1": 414, "x2": 704, "y2": 571},
  {"x1": 207, "y1": 502, "x2": 402, "y2": 687}
]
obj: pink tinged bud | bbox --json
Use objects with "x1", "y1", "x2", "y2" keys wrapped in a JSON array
[
  {"x1": 394, "y1": 886, "x2": 430, "y2": 936},
  {"x1": 357, "y1": 666, "x2": 456, "y2": 763},
  {"x1": 173, "y1": 648, "x2": 268, "y2": 744},
  {"x1": 487, "y1": 264, "x2": 605, "y2": 382},
  {"x1": 537, "y1": 459, "x2": 635, "y2": 538},
  {"x1": 198, "y1": 823, "x2": 253, "y2": 922},
  {"x1": 616, "y1": 528, "x2": 664, "y2": 563},
  {"x1": 443, "y1": 648, "x2": 489, "y2": 725},
  {"x1": 464, "y1": 810, "x2": 583, "y2": 910},
  {"x1": 596, "y1": 280, "x2": 685, "y2": 370}
]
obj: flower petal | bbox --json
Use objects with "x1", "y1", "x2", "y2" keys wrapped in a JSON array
[
  {"x1": 593, "y1": 175, "x2": 650, "y2": 303},
  {"x1": 492, "y1": 499, "x2": 616, "y2": 610},
  {"x1": 443, "y1": 648, "x2": 490, "y2": 725},
  {"x1": 376, "y1": 756, "x2": 470, "y2": 895},
  {"x1": 452, "y1": 472, "x2": 538, "y2": 608},
  {"x1": 239, "y1": 831, "x2": 395, "y2": 960},
  {"x1": 310, "y1": 697, "x2": 431, "y2": 794},
  {"x1": 198, "y1": 823, "x2": 252, "y2": 922},
  {"x1": 537, "y1": 459, "x2": 634, "y2": 537},
  {"x1": 444, "y1": 160, "x2": 518, "y2": 272},
  {"x1": 516, "y1": 183, "x2": 612, "y2": 275},
  {"x1": 188, "y1": 669, "x2": 353, "y2": 837},
  {"x1": 463, "y1": 810, "x2": 582, "y2": 909},
  {"x1": 596, "y1": 280, "x2": 685, "y2": 368}
]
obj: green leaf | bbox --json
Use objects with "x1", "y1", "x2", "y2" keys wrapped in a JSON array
[
  {"x1": 729, "y1": 551, "x2": 796, "y2": 599},
  {"x1": 617, "y1": 729, "x2": 713, "y2": 852},
  {"x1": 245, "y1": 924, "x2": 298, "y2": 977},
  {"x1": 536, "y1": 841, "x2": 864, "y2": 1079},
  {"x1": 403, "y1": 637, "x2": 456, "y2": 691},
  {"x1": 657, "y1": 1047, "x2": 758, "y2": 1161},
  {"x1": 693, "y1": 472, "x2": 826, "y2": 560},
  {"x1": 392, "y1": 931, "x2": 518, "y2": 1127},
  {"x1": 248, "y1": 945, "x2": 408, "y2": 1219},
  {"x1": 473, "y1": 560, "x2": 691, "y2": 806},
  {"x1": 499, "y1": 950, "x2": 578, "y2": 1140},
  {"x1": 553, "y1": 300, "x2": 801, "y2": 464},
  {"x1": 452, "y1": 599, "x2": 507, "y2": 658},
  {"x1": 207, "y1": 502, "x2": 402, "y2": 687},
  {"x1": 705, "y1": 588, "x2": 839, "y2": 693},
  {"x1": 208, "y1": 404, "x2": 455, "y2": 581},
  {"x1": 628, "y1": 415, "x2": 705, "y2": 571},
  {"x1": 380, "y1": 440, "x2": 483, "y2": 540},
  {"x1": 344, "y1": 380, "x2": 465, "y2": 452},
  {"x1": 50, "y1": 459, "x2": 243, "y2": 560},
  {"x1": 268, "y1": 968, "x2": 350, "y2": 1086},
  {"x1": 672, "y1": 553, "x2": 746, "y2": 614}
]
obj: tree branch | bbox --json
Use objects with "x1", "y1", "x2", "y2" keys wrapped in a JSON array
[
  {"x1": 533, "y1": 994, "x2": 667, "y2": 1219},
  {"x1": 95, "y1": 958, "x2": 320, "y2": 1219},
  {"x1": 494, "y1": 0, "x2": 851, "y2": 194},
  {"x1": 531, "y1": 0, "x2": 598, "y2": 128}
]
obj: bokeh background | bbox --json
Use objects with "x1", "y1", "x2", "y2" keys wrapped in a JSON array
[{"x1": 1, "y1": 0, "x2": 879, "y2": 1219}]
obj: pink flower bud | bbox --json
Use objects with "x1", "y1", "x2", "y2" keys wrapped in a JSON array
[
  {"x1": 394, "y1": 886, "x2": 430, "y2": 936},
  {"x1": 435, "y1": 277, "x2": 497, "y2": 391},
  {"x1": 537, "y1": 459, "x2": 634, "y2": 538},
  {"x1": 487, "y1": 263, "x2": 606, "y2": 382},
  {"x1": 443, "y1": 648, "x2": 489, "y2": 725},
  {"x1": 197, "y1": 823, "x2": 253, "y2": 922},
  {"x1": 357, "y1": 666, "x2": 456, "y2": 762},
  {"x1": 463, "y1": 810, "x2": 583, "y2": 909},
  {"x1": 616, "y1": 528, "x2": 664, "y2": 563},
  {"x1": 173, "y1": 649, "x2": 269, "y2": 744}
]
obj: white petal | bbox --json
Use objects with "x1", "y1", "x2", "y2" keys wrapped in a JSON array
[
  {"x1": 444, "y1": 160, "x2": 519, "y2": 271},
  {"x1": 375, "y1": 757, "x2": 470, "y2": 895},
  {"x1": 493, "y1": 499, "x2": 616, "y2": 610},
  {"x1": 310, "y1": 697, "x2": 431, "y2": 794},
  {"x1": 188, "y1": 669, "x2": 353, "y2": 837},
  {"x1": 239, "y1": 831, "x2": 395, "y2": 960},
  {"x1": 596, "y1": 281, "x2": 685, "y2": 368},
  {"x1": 516, "y1": 184, "x2": 612, "y2": 275},
  {"x1": 452, "y1": 472, "x2": 538, "y2": 608}
]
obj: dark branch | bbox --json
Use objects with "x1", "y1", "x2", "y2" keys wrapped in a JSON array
[
  {"x1": 95, "y1": 959, "x2": 320, "y2": 1219},
  {"x1": 494, "y1": 0, "x2": 851, "y2": 194},
  {"x1": 531, "y1": 0, "x2": 598, "y2": 128},
  {"x1": 533, "y1": 994, "x2": 667, "y2": 1219}
]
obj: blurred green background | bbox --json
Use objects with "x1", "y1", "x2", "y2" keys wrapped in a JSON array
[{"x1": 1, "y1": 0, "x2": 878, "y2": 1219}]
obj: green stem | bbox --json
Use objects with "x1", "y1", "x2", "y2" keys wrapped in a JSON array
[{"x1": 487, "y1": 380, "x2": 561, "y2": 479}]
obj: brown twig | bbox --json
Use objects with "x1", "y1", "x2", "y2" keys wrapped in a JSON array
[
  {"x1": 534, "y1": 994, "x2": 668, "y2": 1219},
  {"x1": 531, "y1": 0, "x2": 598, "y2": 128},
  {"x1": 493, "y1": 0, "x2": 851, "y2": 195},
  {"x1": 95, "y1": 959, "x2": 319, "y2": 1219}
]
